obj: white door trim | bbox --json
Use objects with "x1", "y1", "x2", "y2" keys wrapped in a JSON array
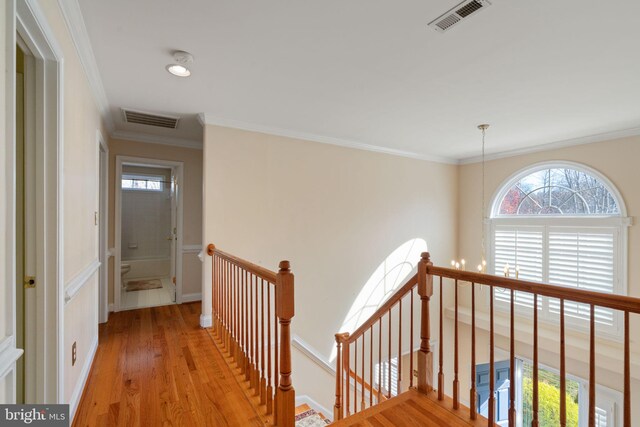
[
  {"x1": 97, "y1": 131, "x2": 109, "y2": 323},
  {"x1": 9, "y1": 0, "x2": 65, "y2": 403},
  {"x1": 114, "y1": 156, "x2": 185, "y2": 311}
]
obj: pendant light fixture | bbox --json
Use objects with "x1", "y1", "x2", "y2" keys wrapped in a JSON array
[{"x1": 478, "y1": 124, "x2": 489, "y2": 273}]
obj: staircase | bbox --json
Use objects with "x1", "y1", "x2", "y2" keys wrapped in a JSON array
[
  {"x1": 205, "y1": 247, "x2": 639, "y2": 426},
  {"x1": 332, "y1": 252, "x2": 639, "y2": 427}
]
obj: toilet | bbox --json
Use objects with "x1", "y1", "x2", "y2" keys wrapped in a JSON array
[{"x1": 121, "y1": 263, "x2": 131, "y2": 287}]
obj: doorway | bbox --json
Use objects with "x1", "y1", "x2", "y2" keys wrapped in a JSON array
[
  {"x1": 114, "y1": 157, "x2": 184, "y2": 311},
  {"x1": 8, "y1": 0, "x2": 65, "y2": 403},
  {"x1": 15, "y1": 40, "x2": 36, "y2": 405}
]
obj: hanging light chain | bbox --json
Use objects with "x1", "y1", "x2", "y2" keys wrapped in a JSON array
[{"x1": 478, "y1": 124, "x2": 489, "y2": 269}]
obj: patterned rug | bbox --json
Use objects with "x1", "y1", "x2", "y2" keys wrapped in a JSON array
[
  {"x1": 295, "y1": 409, "x2": 330, "y2": 426},
  {"x1": 126, "y1": 279, "x2": 162, "y2": 292}
]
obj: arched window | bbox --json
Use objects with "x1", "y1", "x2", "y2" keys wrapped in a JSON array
[{"x1": 489, "y1": 162, "x2": 629, "y2": 336}]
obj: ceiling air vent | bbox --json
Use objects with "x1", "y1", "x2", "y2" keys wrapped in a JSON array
[
  {"x1": 428, "y1": 0, "x2": 491, "y2": 33},
  {"x1": 121, "y1": 108, "x2": 179, "y2": 129}
]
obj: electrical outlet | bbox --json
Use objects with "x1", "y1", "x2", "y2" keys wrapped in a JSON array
[{"x1": 72, "y1": 341, "x2": 77, "y2": 366}]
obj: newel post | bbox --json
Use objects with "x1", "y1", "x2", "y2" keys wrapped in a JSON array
[
  {"x1": 334, "y1": 332, "x2": 349, "y2": 421},
  {"x1": 276, "y1": 260, "x2": 295, "y2": 427},
  {"x1": 417, "y1": 252, "x2": 434, "y2": 394}
]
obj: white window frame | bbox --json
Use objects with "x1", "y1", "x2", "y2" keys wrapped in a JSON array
[
  {"x1": 495, "y1": 346, "x2": 622, "y2": 427},
  {"x1": 487, "y1": 162, "x2": 631, "y2": 339}
]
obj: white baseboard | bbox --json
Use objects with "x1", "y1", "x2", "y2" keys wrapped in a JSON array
[
  {"x1": 200, "y1": 314, "x2": 212, "y2": 328},
  {"x1": 296, "y1": 394, "x2": 333, "y2": 422},
  {"x1": 69, "y1": 334, "x2": 99, "y2": 423},
  {"x1": 108, "y1": 303, "x2": 114, "y2": 312},
  {"x1": 181, "y1": 292, "x2": 202, "y2": 303}
]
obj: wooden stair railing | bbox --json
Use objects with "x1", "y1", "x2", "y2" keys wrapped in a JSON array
[
  {"x1": 334, "y1": 270, "x2": 422, "y2": 420},
  {"x1": 207, "y1": 244, "x2": 295, "y2": 427},
  {"x1": 334, "y1": 252, "x2": 640, "y2": 427}
]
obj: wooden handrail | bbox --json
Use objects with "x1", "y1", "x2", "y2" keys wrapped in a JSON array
[
  {"x1": 347, "y1": 368, "x2": 388, "y2": 402},
  {"x1": 344, "y1": 273, "x2": 418, "y2": 344},
  {"x1": 208, "y1": 244, "x2": 278, "y2": 284},
  {"x1": 428, "y1": 265, "x2": 640, "y2": 314},
  {"x1": 333, "y1": 251, "x2": 635, "y2": 426},
  {"x1": 428, "y1": 262, "x2": 635, "y2": 427},
  {"x1": 207, "y1": 244, "x2": 294, "y2": 427},
  {"x1": 334, "y1": 267, "x2": 421, "y2": 420}
]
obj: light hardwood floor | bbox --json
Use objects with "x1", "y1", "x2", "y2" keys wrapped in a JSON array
[
  {"x1": 331, "y1": 389, "x2": 490, "y2": 427},
  {"x1": 73, "y1": 303, "x2": 264, "y2": 426}
]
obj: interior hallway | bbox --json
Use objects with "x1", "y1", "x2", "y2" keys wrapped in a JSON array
[{"x1": 73, "y1": 303, "x2": 263, "y2": 426}]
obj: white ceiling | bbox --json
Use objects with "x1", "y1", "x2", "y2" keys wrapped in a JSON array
[{"x1": 77, "y1": 0, "x2": 640, "y2": 161}]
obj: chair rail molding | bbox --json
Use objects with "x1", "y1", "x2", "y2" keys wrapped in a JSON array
[
  {"x1": 0, "y1": 336, "x2": 24, "y2": 380},
  {"x1": 291, "y1": 334, "x2": 335, "y2": 376},
  {"x1": 182, "y1": 244, "x2": 202, "y2": 254},
  {"x1": 64, "y1": 259, "x2": 100, "y2": 303}
]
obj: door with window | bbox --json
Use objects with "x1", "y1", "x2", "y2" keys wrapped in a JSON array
[{"x1": 476, "y1": 360, "x2": 510, "y2": 426}]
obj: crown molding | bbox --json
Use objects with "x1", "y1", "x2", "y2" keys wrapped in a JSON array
[
  {"x1": 111, "y1": 130, "x2": 202, "y2": 150},
  {"x1": 57, "y1": 0, "x2": 114, "y2": 132},
  {"x1": 198, "y1": 113, "x2": 458, "y2": 165},
  {"x1": 459, "y1": 126, "x2": 640, "y2": 165}
]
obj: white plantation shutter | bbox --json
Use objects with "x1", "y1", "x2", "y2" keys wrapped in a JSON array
[
  {"x1": 375, "y1": 358, "x2": 398, "y2": 396},
  {"x1": 595, "y1": 407, "x2": 608, "y2": 427},
  {"x1": 548, "y1": 228, "x2": 616, "y2": 326},
  {"x1": 493, "y1": 227, "x2": 543, "y2": 309}
]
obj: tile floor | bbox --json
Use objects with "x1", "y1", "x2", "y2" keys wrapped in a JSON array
[{"x1": 120, "y1": 276, "x2": 175, "y2": 310}]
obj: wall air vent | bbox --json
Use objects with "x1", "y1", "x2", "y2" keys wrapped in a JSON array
[
  {"x1": 121, "y1": 108, "x2": 179, "y2": 129},
  {"x1": 428, "y1": 0, "x2": 491, "y2": 33}
]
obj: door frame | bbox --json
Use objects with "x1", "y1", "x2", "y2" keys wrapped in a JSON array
[
  {"x1": 114, "y1": 155, "x2": 184, "y2": 311},
  {"x1": 97, "y1": 132, "x2": 109, "y2": 323},
  {"x1": 0, "y1": 0, "x2": 65, "y2": 403}
]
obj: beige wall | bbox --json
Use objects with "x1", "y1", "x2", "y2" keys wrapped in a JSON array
[
  {"x1": 108, "y1": 139, "x2": 203, "y2": 301},
  {"x1": 202, "y1": 123, "x2": 458, "y2": 364},
  {"x1": 456, "y1": 135, "x2": 640, "y2": 416}
]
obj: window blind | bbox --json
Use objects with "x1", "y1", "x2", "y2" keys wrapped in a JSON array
[
  {"x1": 494, "y1": 227, "x2": 543, "y2": 309},
  {"x1": 375, "y1": 358, "x2": 398, "y2": 397},
  {"x1": 548, "y1": 229, "x2": 616, "y2": 326}
]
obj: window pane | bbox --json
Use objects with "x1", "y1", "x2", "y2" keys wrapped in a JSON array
[
  {"x1": 521, "y1": 361, "x2": 579, "y2": 427},
  {"x1": 497, "y1": 168, "x2": 619, "y2": 216},
  {"x1": 146, "y1": 180, "x2": 161, "y2": 190},
  {"x1": 121, "y1": 174, "x2": 164, "y2": 192}
]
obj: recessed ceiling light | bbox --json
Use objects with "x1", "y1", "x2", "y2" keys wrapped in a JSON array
[
  {"x1": 166, "y1": 50, "x2": 194, "y2": 77},
  {"x1": 166, "y1": 64, "x2": 191, "y2": 77}
]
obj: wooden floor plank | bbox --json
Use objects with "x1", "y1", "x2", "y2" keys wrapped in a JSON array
[
  {"x1": 73, "y1": 303, "x2": 264, "y2": 427},
  {"x1": 332, "y1": 389, "x2": 496, "y2": 427}
]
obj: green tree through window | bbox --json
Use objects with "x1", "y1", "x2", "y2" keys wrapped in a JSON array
[{"x1": 522, "y1": 362, "x2": 579, "y2": 426}]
